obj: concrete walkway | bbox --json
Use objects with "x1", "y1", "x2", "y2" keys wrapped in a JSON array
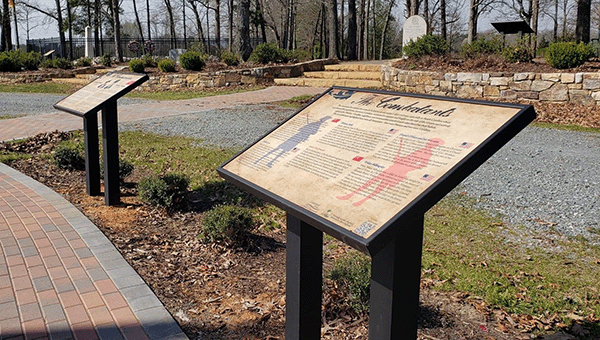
[{"x1": 0, "y1": 85, "x2": 325, "y2": 339}]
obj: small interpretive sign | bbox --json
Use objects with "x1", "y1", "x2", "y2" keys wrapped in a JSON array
[
  {"x1": 219, "y1": 87, "x2": 535, "y2": 253},
  {"x1": 54, "y1": 72, "x2": 148, "y2": 117}
]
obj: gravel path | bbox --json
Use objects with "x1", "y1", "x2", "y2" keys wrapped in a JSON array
[
  {"x1": 0, "y1": 92, "x2": 152, "y2": 116},
  {"x1": 120, "y1": 105, "x2": 600, "y2": 239}
]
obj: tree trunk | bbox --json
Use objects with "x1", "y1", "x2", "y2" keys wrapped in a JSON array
[
  {"x1": 214, "y1": 0, "x2": 221, "y2": 51},
  {"x1": 347, "y1": 0, "x2": 357, "y2": 59},
  {"x1": 327, "y1": 0, "x2": 339, "y2": 58},
  {"x1": 164, "y1": 0, "x2": 176, "y2": 48},
  {"x1": 257, "y1": 0, "x2": 266, "y2": 43},
  {"x1": 133, "y1": 0, "x2": 145, "y2": 42},
  {"x1": 13, "y1": 1, "x2": 19, "y2": 49},
  {"x1": 66, "y1": 0, "x2": 73, "y2": 59},
  {"x1": 190, "y1": 1, "x2": 205, "y2": 46},
  {"x1": 441, "y1": 0, "x2": 447, "y2": 40},
  {"x1": 228, "y1": 0, "x2": 233, "y2": 50},
  {"x1": 423, "y1": 0, "x2": 429, "y2": 32},
  {"x1": 553, "y1": 0, "x2": 557, "y2": 41},
  {"x1": 409, "y1": 0, "x2": 418, "y2": 15},
  {"x1": 575, "y1": 0, "x2": 590, "y2": 43},
  {"x1": 530, "y1": 0, "x2": 538, "y2": 53},
  {"x1": 357, "y1": 0, "x2": 364, "y2": 59},
  {"x1": 379, "y1": 0, "x2": 395, "y2": 59},
  {"x1": 363, "y1": 0, "x2": 368, "y2": 59},
  {"x1": 340, "y1": 0, "x2": 345, "y2": 58},
  {"x1": 112, "y1": 0, "x2": 122, "y2": 61},
  {"x1": 146, "y1": 0, "x2": 151, "y2": 40},
  {"x1": 467, "y1": 0, "x2": 477, "y2": 43},
  {"x1": 237, "y1": 0, "x2": 251, "y2": 60},
  {"x1": 95, "y1": 0, "x2": 100, "y2": 55},
  {"x1": 54, "y1": 0, "x2": 66, "y2": 57}
]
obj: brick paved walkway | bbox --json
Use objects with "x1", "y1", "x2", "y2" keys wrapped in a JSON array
[
  {"x1": 0, "y1": 86, "x2": 325, "y2": 340},
  {"x1": 0, "y1": 86, "x2": 326, "y2": 142}
]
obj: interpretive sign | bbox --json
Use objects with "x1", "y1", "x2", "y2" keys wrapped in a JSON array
[
  {"x1": 219, "y1": 87, "x2": 535, "y2": 254},
  {"x1": 54, "y1": 71, "x2": 148, "y2": 206},
  {"x1": 55, "y1": 72, "x2": 148, "y2": 117},
  {"x1": 403, "y1": 15, "x2": 427, "y2": 53}
]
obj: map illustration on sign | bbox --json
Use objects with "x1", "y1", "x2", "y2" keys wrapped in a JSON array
[
  {"x1": 219, "y1": 87, "x2": 534, "y2": 246},
  {"x1": 54, "y1": 72, "x2": 148, "y2": 117}
]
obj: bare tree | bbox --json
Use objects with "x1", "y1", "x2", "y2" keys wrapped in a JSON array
[
  {"x1": 379, "y1": 0, "x2": 396, "y2": 59},
  {"x1": 237, "y1": 0, "x2": 251, "y2": 59},
  {"x1": 347, "y1": 0, "x2": 357, "y2": 59},
  {"x1": 327, "y1": 0, "x2": 339, "y2": 58},
  {"x1": 112, "y1": 0, "x2": 122, "y2": 61},
  {"x1": 467, "y1": 0, "x2": 495, "y2": 43},
  {"x1": 132, "y1": 0, "x2": 145, "y2": 42},
  {"x1": 21, "y1": 0, "x2": 66, "y2": 56},
  {"x1": 188, "y1": 0, "x2": 206, "y2": 47}
]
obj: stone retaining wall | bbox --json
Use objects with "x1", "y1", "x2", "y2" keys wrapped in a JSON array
[
  {"x1": 137, "y1": 58, "x2": 337, "y2": 91},
  {"x1": 382, "y1": 65, "x2": 600, "y2": 105},
  {"x1": 0, "y1": 73, "x2": 53, "y2": 84}
]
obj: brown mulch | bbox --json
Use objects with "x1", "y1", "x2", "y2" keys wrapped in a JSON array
[{"x1": 393, "y1": 55, "x2": 600, "y2": 74}]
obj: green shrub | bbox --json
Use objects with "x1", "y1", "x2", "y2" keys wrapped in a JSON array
[
  {"x1": 128, "y1": 59, "x2": 145, "y2": 73},
  {"x1": 248, "y1": 43, "x2": 286, "y2": 64},
  {"x1": 16, "y1": 51, "x2": 41, "y2": 70},
  {"x1": 101, "y1": 158, "x2": 134, "y2": 183},
  {"x1": 328, "y1": 251, "x2": 371, "y2": 313},
  {"x1": 40, "y1": 59, "x2": 55, "y2": 69},
  {"x1": 138, "y1": 174, "x2": 189, "y2": 207},
  {"x1": 53, "y1": 58, "x2": 72, "y2": 69},
  {"x1": 545, "y1": 42, "x2": 595, "y2": 69},
  {"x1": 461, "y1": 37, "x2": 503, "y2": 59},
  {"x1": 200, "y1": 204, "x2": 255, "y2": 245},
  {"x1": 75, "y1": 57, "x2": 92, "y2": 67},
  {"x1": 158, "y1": 58, "x2": 176, "y2": 72},
  {"x1": 0, "y1": 53, "x2": 19, "y2": 72},
  {"x1": 180, "y1": 51, "x2": 206, "y2": 71},
  {"x1": 502, "y1": 38, "x2": 534, "y2": 63},
  {"x1": 142, "y1": 53, "x2": 157, "y2": 67},
  {"x1": 53, "y1": 145, "x2": 85, "y2": 171},
  {"x1": 220, "y1": 50, "x2": 240, "y2": 66},
  {"x1": 286, "y1": 49, "x2": 311, "y2": 62},
  {"x1": 101, "y1": 53, "x2": 112, "y2": 67},
  {"x1": 403, "y1": 35, "x2": 449, "y2": 58}
]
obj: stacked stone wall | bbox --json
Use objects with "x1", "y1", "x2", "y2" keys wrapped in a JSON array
[{"x1": 382, "y1": 65, "x2": 600, "y2": 105}]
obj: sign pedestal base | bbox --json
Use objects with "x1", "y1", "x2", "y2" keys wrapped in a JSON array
[{"x1": 285, "y1": 214, "x2": 323, "y2": 340}]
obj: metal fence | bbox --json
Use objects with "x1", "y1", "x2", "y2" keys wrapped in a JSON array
[{"x1": 26, "y1": 37, "x2": 265, "y2": 60}]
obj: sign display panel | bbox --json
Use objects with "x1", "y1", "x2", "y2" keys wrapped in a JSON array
[
  {"x1": 219, "y1": 87, "x2": 534, "y2": 249},
  {"x1": 54, "y1": 72, "x2": 148, "y2": 117}
]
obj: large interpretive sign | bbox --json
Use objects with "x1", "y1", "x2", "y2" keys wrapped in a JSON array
[
  {"x1": 54, "y1": 72, "x2": 148, "y2": 117},
  {"x1": 219, "y1": 87, "x2": 535, "y2": 253}
]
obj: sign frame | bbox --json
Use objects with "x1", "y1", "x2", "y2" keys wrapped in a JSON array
[{"x1": 218, "y1": 86, "x2": 536, "y2": 255}]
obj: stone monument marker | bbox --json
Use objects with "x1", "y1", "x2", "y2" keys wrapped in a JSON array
[{"x1": 403, "y1": 15, "x2": 427, "y2": 54}]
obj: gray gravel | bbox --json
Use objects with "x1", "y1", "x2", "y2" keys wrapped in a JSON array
[
  {"x1": 0, "y1": 92, "x2": 153, "y2": 117},
  {"x1": 121, "y1": 106, "x2": 600, "y2": 239},
  {"x1": 458, "y1": 126, "x2": 600, "y2": 238},
  {"x1": 120, "y1": 104, "x2": 296, "y2": 149}
]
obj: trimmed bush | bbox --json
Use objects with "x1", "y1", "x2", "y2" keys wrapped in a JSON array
[
  {"x1": 180, "y1": 51, "x2": 206, "y2": 71},
  {"x1": 461, "y1": 37, "x2": 503, "y2": 59},
  {"x1": 403, "y1": 35, "x2": 449, "y2": 58},
  {"x1": 40, "y1": 59, "x2": 54, "y2": 69},
  {"x1": 220, "y1": 50, "x2": 240, "y2": 66},
  {"x1": 248, "y1": 43, "x2": 286, "y2": 64},
  {"x1": 128, "y1": 59, "x2": 145, "y2": 73},
  {"x1": 545, "y1": 42, "x2": 595, "y2": 69},
  {"x1": 142, "y1": 53, "x2": 157, "y2": 67},
  {"x1": 158, "y1": 58, "x2": 176, "y2": 72},
  {"x1": 75, "y1": 57, "x2": 92, "y2": 67},
  {"x1": 101, "y1": 54, "x2": 112, "y2": 67},
  {"x1": 502, "y1": 38, "x2": 534, "y2": 63},
  {"x1": 53, "y1": 58, "x2": 72, "y2": 69},
  {"x1": 0, "y1": 54, "x2": 19, "y2": 72},
  {"x1": 138, "y1": 174, "x2": 189, "y2": 208},
  {"x1": 0, "y1": 51, "x2": 41, "y2": 72},
  {"x1": 200, "y1": 204, "x2": 255, "y2": 245},
  {"x1": 101, "y1": 158, "x2": 134, "y2": 183},
  {"x1": 328, "y1": 251, "x2": 371, "y2": 313},
  {"x1": 53, "y1": 145, "x2": 85, "y2": 171}
]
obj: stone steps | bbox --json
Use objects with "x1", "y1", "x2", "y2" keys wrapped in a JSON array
[
  {"x1": 274, "y1": 62, "x2": 384, "y2": 88},
  {"x1": 274, "y1": 78, "x2": 383, "y2": 88}
]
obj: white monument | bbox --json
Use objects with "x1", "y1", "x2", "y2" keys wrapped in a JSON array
[
  {"x1": 402, "y1": 15, "x2": 427, "y2": 55},
  {"x1": 85, "y1": 26, "x2": 93, "y2": 58}
]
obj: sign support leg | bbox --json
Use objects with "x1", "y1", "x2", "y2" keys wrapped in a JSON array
[
  {"x1": 101, "y1": 100, "x2": 120, "y2": 206},
  {"x1": 285, "y1": 214, "x2": 323, "y2": 340},
  {"x1": 83, "y1": 112, "x2": 100, "y2": 196},
  {"x1": 369, "y1": 215, "x2": 424, "y2": 340}
]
